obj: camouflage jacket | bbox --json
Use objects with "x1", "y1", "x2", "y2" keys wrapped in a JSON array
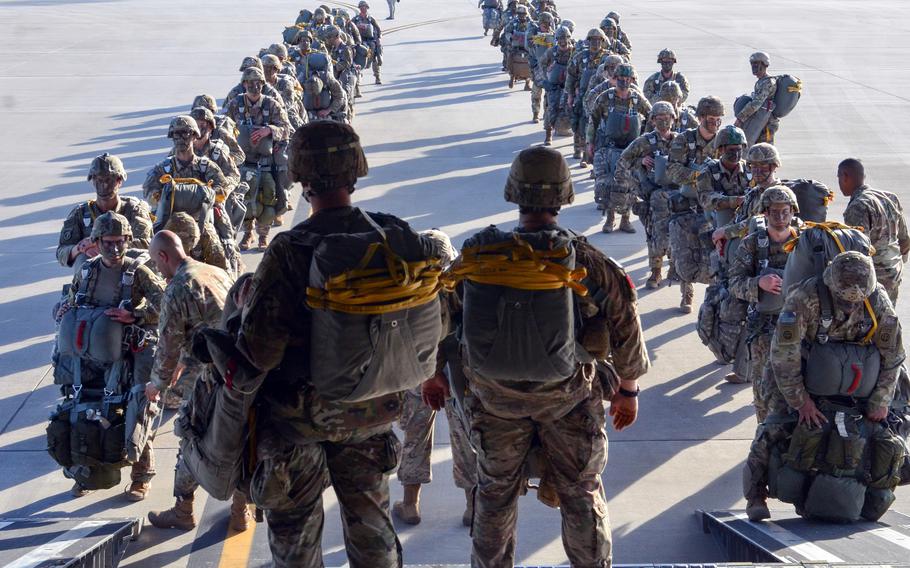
[
  {"x1": 565, "y1": 47, "x2": 605, "y2": 96},
  {"x1": 212, "y1": 120, "x2": 245, "y2": 166},
  {"x1": 237, "y1": 206, "x2": 441, "y2": 443},
  {"x1": 150, "y1": 259, "x2": 232, "y2": 390},
  {"x1": 728, "y1": 228, "x2": 795, "y2": 304},
  {"x1": 142, "y1": 154, "x2": 228, "y2": 206},
  {"x1": 604, "y1": 38, "x2": 630, "y2": 61},
  {"x1": 57, "y1": 196, "x2": 153, "y2": 269},
  {"x1": 222, "y1": 82, "x2": 282, "y2": 111},
  {"x1": 463, "y1": 233, "x2": 650, "y2": 421},
  {"x1": 720, "y1": 178, "x2": 782, "y2": 240},
  {"x1": 67, "y1": 254, "x2": 165, "y2": 329},
  {"x1": 843, "y1": 185, "x2": 910, "y2": 284},
  {"x1": 582, "y1": 75, "x2": 614, "y2": 114},
  {"x1": 537, "y1": 44, "x2": 574, "y2": 87},
  {"x1": 666, "y1": 127, "x2": 717, "y2": 187},
  {"x1": 644, "y1": 106, "x2": 698, "y2": 135},
  {"x1": 614, "y1": 130, "x2": 674, "y2": 191},
  {"x1": 224, "y1": 94, "x2": 292, "y2": 148},
  {"x1": 195, "y1": 223, "x2": 230, "y2": 272},
  {"x1": 771, "y1": 279, "x2": 904, "y2": 411},
  {"x1": 642, "y1": 70, "x2": 690, "y2": 104},
  {"x1": 695, "y1": 159, "x2": 752, "y2": 213},
  {"x1": 271, "y1": 75, "x2": 306, "y2": 129},
  {"x1": 194, "y1": 138, "x2": 240, "y2": 190},
  {"x1": 737, "y1": 75, "x2": 777, "y2": 122},
  {"x1": 330, "y1": 42, "x2": 354, "y2": 77},
  {"x1": 351, "y1": 14, "x2": 381, "y2": 42},
  {"x1": 586, "y1": 87, "x2": 651, "y2": 145}
]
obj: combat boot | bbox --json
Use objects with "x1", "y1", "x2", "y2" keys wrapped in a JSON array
[
  {"x1": 508, "y1": 76, "x2": 515, "y2": 89},
  {"x1": 680, "y1": 281, "x2": 694, "y2": 314},
  {"x1": 125, "y1": 480, "x2": 150, "y2": 502},
  {"x1": 543, "y1": 128, "x2": 552, "y2": 146},
  {"x1": 70, "y1": 482, "x2": 92, "y2": 498},
  {"x1": 229, "y1": 491, "x2": 252, "y2": 532},
  {"x1": 375, "y1": 75, "x2": 382, "y2": 85},
  {"x1": 392, "y1": 484, "x2": 422, "y2": 525},
  {"x1": 239, "y1": 231, "x2": 254, "y2": 251},
  {"x1": 258, "y1": 235, "x2": 268, "y2": 251},
  {"x1": 646, "y1": 267, "x2": 662, "y2": 289},
  {"x1": 272, "y1": 214, "x2": 284, "y2": 227},
  {"x1": 149, "y1": 495, "x2": 196, "y2": 531},
  {"x1": 532, "y1": 112, "x2": 540, "y2": 124},
  {"x1": 746, "y1": 497, "x2": 771, "y2": 522},
  {"x1": 524, "y1": 80, "x2": 531, "y2": 91},
  {"x1": 601, "y1": 211, "x2": 615, "y2": 233},
  {"x1": 462, "y1": 488, "x2": 474, "y2": 527},
  {"x1": 572, "y1": 135, "x2": 582, "y2": 159},
  {"x1": 724, "y1": 372, "x2": 748, "y2": 384},
  {"x1": 619, "y1": 213, "x2": 636, "y2": 233},
  {"x1": 572, "y1": 147, "x2": 581, "y2": 159}
]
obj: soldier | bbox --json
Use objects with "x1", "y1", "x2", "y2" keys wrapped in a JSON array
[
  {"x1": 606, "y1": 10, "x2": 631, "y2": 52},
  {"x1": 582, "y1": 54, "x2": 623, "y2": 115},
  {"x1": 615, "y1": 102, "x2": 677, "y2": 288},
  {"x1": 57, "y1": 153, "x2": 153, "y2": 271},
  {"x1": 586, "y1": 63, "x2": 651, "y2": 233},
  {"x1": 143, "y1": 231, "x2": 252, "y2": 532},
  {"x1": 696, "y1": 125, "x2": 751, "y2": 229},
  {"x1": 324, "y1": 25, "x2": 359, "y2": 120},
  {"x1": 302, "y1": 73, "x2": 348, "y2": 123},
  {"x1": 538, "y1": 25, "x2": 574, "y2": 145},
  {"x1": 745, "y1": 252, "x2": 905, "y2": 521},
  {"x1": 642, "y1": 49, "x2": 690, "y2": 104},
  {"x1": 499, "y1": 4, "x2": 534, "y2": 90},
  {"x1": 55, "y1": 212, "x2": 164, "y2": 499},
  {"x1": 188, "y1": 107, "x2": 240, "y2": 190},
  {"x1": 223, "y1": 57, "x2": 282, "y2": 111},
  {"x1": 527, "y1": 11, "x2": 556, "y2": 122},
  {"x1": 191, "y1": 94, "x2": 244, "y2": 166},
  {"x1": 352, "y1": 1, "x2": 383, "y2": 85},
  {"x1": 838, "y1": 158, "x2": 910, "y2": 305},
  {"x1": 565, "y1": 28, "x2": 607, "y2": 164},
  {"x1": 712, "y1": 143, "x2": 782, "y2": 248},
  {"x1": 727, "y1": 186, "x2": 800, "y2": 422},
  {"x1": 262, "y1": 54, "x2": 306, "y2": 129},
  {"x1": 267, "y1": 43, "x2": 297, "y2": 78},
  {"x1": 598, "y1": 17, "x2": 630, "y2": 61},
  {"x1": 734, "y1": 52, "x2": 779, "y2": 144},
  {"x1": 666, "y1": 95, "x2": 723, "y2": 313},
  {"x1": 453, "y1": 146, "x2": 649, "y2": 567},
  {"x1": 224, "y1": 67, "x2": 292, "y2": 251},
  {"x1": 162, "y1": 212, "x2": 229, "y2": 291},
  {"x1": 650, "y1": 81, "x2": 697, "y2": 133}
]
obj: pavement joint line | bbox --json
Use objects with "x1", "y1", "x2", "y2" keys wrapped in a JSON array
[{"x1": 0, "y1": 365, "x2": 51, "y2": 436}]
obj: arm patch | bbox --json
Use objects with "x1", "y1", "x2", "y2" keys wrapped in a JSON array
[
  {"x1": 876, "y1": 315, "x2": 899, "y2": 350},
  {"x1": 777, "y1": 311, "x2": 799, "y2": 345}
]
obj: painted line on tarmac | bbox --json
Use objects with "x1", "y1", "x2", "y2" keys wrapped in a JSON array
[
  {"x1": 868, "y1": 526, "x2": 910, "y2": 551},
  {"x1": 217, "y1": 520, "x2": 257, "y2": 568}
]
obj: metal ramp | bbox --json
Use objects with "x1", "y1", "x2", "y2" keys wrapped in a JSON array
[
  {"x1": 698, "y1": 509, "x2": 910, "y2": 565},
  {"x1": 0, "y1": 517, "x2": 140, "y2": 568}
]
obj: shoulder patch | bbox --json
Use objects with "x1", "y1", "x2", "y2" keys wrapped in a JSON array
[{"x1": 605, "y1": 256, "x2": 637, "y2": 300}]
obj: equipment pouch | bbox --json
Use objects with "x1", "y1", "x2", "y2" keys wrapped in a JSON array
[
  {"x1": 785, "y1": 422, "x2": 826, "y2": 472},
  {"x1": 862, "y1": 487, "x2": 896, "y2": 521},
  {"x1": 868, "y1": 426, "x2": 905, "y2": 489},
  {"x1": 70, "y1": 414, "x2": 104, "y2": 467},
  {"x1": 46, "y1": 403, "x2": 73, "y2": 467},
  {"x1": 775, "y1": 464, "x2": 808, "y2": 505},
  {"x1": 803, "y1": 473, "x2": 865, "y2": 522}
]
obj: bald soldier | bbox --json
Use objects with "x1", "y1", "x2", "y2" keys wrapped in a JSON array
[
  {"x1": 144, "y1": 231, "x2": 251, "y2": 531},
  {"x1": 838, "y1": 158, "x2": 910, "y2": 305}
]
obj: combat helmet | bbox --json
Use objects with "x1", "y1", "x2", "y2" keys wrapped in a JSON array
[
  {"x1": 91, "y1": 211, "x2": 133, "y2": 241},
  {"x1": 555, "y1": 26, "x2": 571, "y2": 41},
  {"x1": 163, "y1": 211, "x2": 201, "y2": 255},
  {"x1": 289, "y1": 121, "x2": 368, "y2": 194},
  {"x1": 261, "y1": 54, "x2": 282, "y2": 70},
  {"x1": 190, "y1": 106, "x2": 216, "y2": 130},
  {"x1": 715, "y1": 125, "x2": 747, "y2": 147},
  {"x1": 695, "y1": 95, "x2": 724, "y2": 117},
  {"x1": 599, "y1": 17, "x2": 617, "y2": 34},
  {"x1": 606, "y1": 11, "x2": 621, "y2": 24},
  {"x1": 657, "y1": 48, "x2": 676, "y2": 62},
  {"x1": 515, "y1": 5, "x2": 529, "y2": 16},
  {"x1": 324, "y1": 25, "x2": 341, "y2": 40},
  {"x1": 650, "y1": 101, "x2": 677, "y2": 119},
  {"x1": 239, "y1": 56, "x2": 263, "y2": 72},
  {"x1": 658, "y1": 81, "x2": 683, "y2": 102},
  {"x1": 749, "y1": 51, "x2": 770, "y2": 66},
  {"x1": 420, "y1": 229, "x2": 458, "y2": 267},
  {"x1": 760, "y1": 185, "x2": 799, "y2": 213},
  {"x1": 538, "y1": 12, "x2": 554, "y2": 25},
  {"x1": 268, "y1": 43, "x2": 289, "y2": 60},
  {"x1": 304, "y1": 75, "x2": 324, "y2": 96},
  {"x1": 87, "y1": 152, "x2": 127, "y2": 181},
  {"x1": 504, "y1": 147, "x2": 574, "y2": 208},
  {"x1": 823, "y1": 251, "x2": 877, "y2": 303},
  {"x1": 601, "y1": 54, "x2": 623, "y2": 75},
  {"x1": 586, "y1": 28, "x2": 606, "y2": 42},
  {"x1": 242, "y1": 67, "x2": 266, "y2": 83},
  {"x1": 358, "y1": 0, "x2": 369, "y2": 8},
  {"x1": 559, "y1": 19, "x2": 575, "y2": 33},
  {"x1": 168, "y1": 115, "x2": 200, "y2": 138},
  {"x1": 615, "y1": 63, "x2": 634, "y2": 78},
  {"x1": 191, "y1": 94, "x2": 218, "y2": 114},
  {"x1": 746, "y1": 143, "x2": 781, "y2": 167}
]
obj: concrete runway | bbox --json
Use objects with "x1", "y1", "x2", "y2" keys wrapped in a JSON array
[{"x1": 0, "y1": 0, "x2": 908, "y2": 566}]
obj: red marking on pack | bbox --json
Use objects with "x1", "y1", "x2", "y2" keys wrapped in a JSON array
[
  {"x1": 626, "y1": 274, "x2": 635, "y2": 291},
  {"x1": 225, "y1": 358, "x2": 237, "y2": 391},
  {"x1": 847, "y1": 363, "x2": 862, "y2": 395},
  {"x1": 76, "y1": 321, "x2": 87, "y2": 351}
]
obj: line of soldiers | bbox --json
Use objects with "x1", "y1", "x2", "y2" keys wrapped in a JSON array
[{"x1": 48, "y1": 2, "x2": 389, "y2": 529}]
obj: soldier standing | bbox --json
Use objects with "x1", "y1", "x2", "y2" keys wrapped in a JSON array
[
  {"x1": 454, "y1": 146, "x2": 649, "y2": 567},
  {"x1": 57, "y1": 154, "x2": 153, "y2": 271},
  {"x1": 224, "y1": 57, "x2": 282, "y2": 111},
  {"x1": 144, "y1": 231, "x2": 253, "y2": 533},
  {"x1": 353, "y1": 1, "x2": 383, "y2": 85},
  {"x1": 262, "y1": 54, "x2": 306, "y2": 129},
  {"x1": 191, "y1": 94, "x2": 244, "y2": 166},
  {"x1": 642, "y1": 49, "x2": 690, "y2": 104},
  {"x1": 711, "y1": 143, "x2": 782, "y2": 248},
  {"x1": 527, "y1": 11, "x2": 556, "y2": 123},
  {"x1": 734, "y1": 52, "x2": 779, "y2": 144},
  {"x1": 538, "y1": 26, "x2": 574, "y2": 145},
  {"x1": 838, "y1": 158, "x2": 910, "y2": 305},
  {"x1": 565, "y1": 28, "x2": 607, "y2": 165}
]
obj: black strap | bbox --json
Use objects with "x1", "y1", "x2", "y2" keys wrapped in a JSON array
[
  {"x1": 757, "y1": 229, "x2": 770, "y2": 269},
  {"x1": 817, "y1": 279, "x2": 834, "y2": 345}
]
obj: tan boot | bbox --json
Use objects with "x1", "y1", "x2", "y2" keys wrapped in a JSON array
[
  {"x1": 239, "y1": 231, "x2": 254, "y2": 251},
  {"x1": 646, "y1": 267, "x2": 662, "y2": 289},
  {"x1": 601, "y1": 211, "x2": 615, "y2": 234},
  {"x1": 125, "y1": 480, "x2": 150, "y2": 502},
  {"x1": 543, "y1": 128, "x2": 552, "y2": 146},
  {"x1": 462, "y1": 488, "x2": 474, "y2": 527},
  {"x1": 272, "y1": 214, "x2": 284, "y2": 227},
  {"x1": 258, "y1": 235, "x2": 268, "y2": 251},
  {"x1": 680, "y1": 281, "x2": 694, "y2": 314},
  {"x1": 148, "y1": 495, "x2": 196, "y2": 531},
  {"x1": 619, "y1": 213, "x2": 636, "y2": 233},
  {"x1": 70, "y1": 482, "x2": 92, "y2": 498},
  {"x1": 747, "y1": 497, "x2": 771, "y2": 521},
  {"x1": 724, "y1": 372, "x2": 749, "y2": 384},
  {"x1": 532, "y1": 112, "x2": 540, "y2": 123},
  {"x1": 392, "y1": 484, "x2": 421, "y2": 525},
  {"x1": 524, "y1": 80, "x2": 532, "y2": 91},
  {"x1": 229, "y1": 491, "x2": 252, "y2": 532}
]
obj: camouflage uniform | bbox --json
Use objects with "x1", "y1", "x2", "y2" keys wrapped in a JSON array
[
  {"x1": 195, "y1": 138, "x2": 240, "y2": 190},
  {"x1": 352, "y1": 9, "x2": 382, "y2": 83},
  {"x1": 141, "y1": 154, "x2": 229, "y2": 217},
  {"x1": 301, "y1": 73, "x2": 348, "y2": 123},
  {"x1": 736, "y1": 75, "x2": 778, "y2": 144},
  {"x1": 695, "y1": 158, "x2": 752, "y2": 222},
  {"x1": 526, "y1": 21, "x2": 556, "y2": 121},
  {"x1": 586, "y1": 86, "x2": 651, "y2": 215},
  {"x1": 565, "y1": 44, "x2": 606, "y2": 158},
  {"x1": 842, "y1": 185, "x2": 910, "y2": 304},
  {"x1": 537, "y1": 41, "x2": 574, "y2": 132},
  {"x1": 57, "y1": 198, "x2": 152, "y2": 270},
  {"x1": 643, "y1": 71, "x2": 689, "y2": 104},
  {"x1": 718, "y1": 176, "x2": 781, "y2": 241},
  {"x1": 224, "y1": 81, "x2": 282, "y2": 112},
  {"x1": 465, "y1": 238, "x2": 649, "y2": 567}
]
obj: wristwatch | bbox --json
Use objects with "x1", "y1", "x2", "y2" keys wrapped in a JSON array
[{"x1": 618, "y1": 385, "x2": 640, "y2": 398}]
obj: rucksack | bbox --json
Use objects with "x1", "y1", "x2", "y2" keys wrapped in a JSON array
[
  {"x1": 772, "y1": 75, "x2": 801, "y2": 118},
  {"x1": 153, "y1": 170, "x2": 216, "y2": 233},
  {"x1": 305, "y1": 208, "x2": 444, "y2": 402},
  {"x1": 781, "y1": 179, "x2": 833, "y2": 223},
  {"x1": 781, "y1": 222, "x2": 872, "y2": 295},
  {"x1": 454, "y1": 226, "x2": 590, "y2": 383}
]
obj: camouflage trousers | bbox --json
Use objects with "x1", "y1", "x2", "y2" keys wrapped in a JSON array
[
  {"x1": 250, "y1": 426, "x2": 403, "y2": 568},
  {"x1": 397, "y1": 387, "x2": 477, "y2": 489},
  {"x1": 531, "y1": 82, "x2": 544, "y2": 117},
  {"x1": 466, "y1": 392, "x2": 611, "y2": 568},
  {"x1": 131, "y1": 442, "x2": 156, "y2": 483},
  {"x1": 746, "y1": 327, "x2": 781, "y2": 423},
  {"x1": 593, "y1": 147, "x2": 632, "y2": 215},
  {"x1": 875, "y1": 264, "x2": 901, "y2": 306},
  {"x1": 755, "y1": 116, "x2": 780, "y2": 145},
  {"x1": 647, "y1": 191, "x2": 672, "y2": 264},
  {"x1": 742, "y1": 407, "x2": 793, "y2": 502},
  {"x1": 544, "y1": 86, "x2": 564, "y2": 129},
  {"x1": 242, "y1": 218, "x2": 272, "y2": 238}
]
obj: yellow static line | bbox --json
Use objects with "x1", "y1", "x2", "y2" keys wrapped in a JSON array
[{"x1": 217, "y1": 512, "x2": 257, "y2": 568}]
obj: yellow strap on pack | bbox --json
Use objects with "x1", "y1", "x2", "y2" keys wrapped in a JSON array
[
  {"x1": 158, "y1": 174, "x2": 213, "y2": 188},
  {"x1": 307, "y1": 237, "x2": 444, "y2": 315},
  {"x1": 445, "y1": 235, "x2": 588, "y2": 296},
  {"x1": 787, "y1": 80, "x2": 802, "y2": 94}
]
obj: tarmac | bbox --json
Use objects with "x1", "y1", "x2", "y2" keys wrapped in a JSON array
[{"x1": 0, "y1": 0, "x2": 908, "y2": 566}]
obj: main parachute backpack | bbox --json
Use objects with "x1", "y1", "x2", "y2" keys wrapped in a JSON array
[
  {"x1": 451, "y1": 226, "x2": 590, "y2": 383},
  {"x1": 781, "y1": 221, "x2": 873, "y2": 294},
  {"x1": 305, "y1": 208, "x2": 444, "y2": 402}
]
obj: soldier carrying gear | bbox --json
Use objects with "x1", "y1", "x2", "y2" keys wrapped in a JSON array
[
  {"x1": 324, "y1": 24, "x2": 359, "y2": 121},
  {"x1": 353, "y1": 0, "x2": 383, "y2": 84},
  {"x1": 538, "y1": 24, "x2": 575, "y2": 145},
  {"x1": 598, "y1": 17, "x2": 630, "y2": 60},
  {"x1": 735, "y1": 51, "x2": 780, "y2": 145},
  {"x1": 192, "y1": 94, "x2": 244, "y2": 165},
  {"x1": 712, "y1": 142, "x2": 783, "y2": 248},
  {"x1": 526, "y1": 10, "x2": 556, "y2": 123},
  {"x1": 499, "y1": 4, "x2": 534, "y2": 90},
  {"x1": 301, "y1": 71, "x2": 348, "y2": 123},
  {"x1": 50, "y1": 211, "x2": 165, "y2": 499},
  {"x1": 57, "y1": 153, "x2": 153, "y2": 270},
  {"x1": 644, "y1": 48, "x2": 690, "y2": 104},
  {"x1": 224, "y1": 58, "x2": 281, "y2": 111},
  {"x1": 606, "y1": 10, "x2": 632, "y2": 51},
  {"x1": 261, "y1": 53, "x2": 306, "y2": 130},
  {"x1": 565, "y1": 27, "x2": 608, "y2": 165},
  {"x1": 654, "y1": 80, "x2": 697, "y2": 133},
  {"x1": 449, "y1": 146, "x2": 649, "y2": 567}
]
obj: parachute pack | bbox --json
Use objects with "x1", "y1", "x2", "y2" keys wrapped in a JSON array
[
  {"x1": 781, "y1": 221, "x2": 873, "y2": 295},
  {"x1": 781, "y1": 178, "x2": 833, "y2": 223}
]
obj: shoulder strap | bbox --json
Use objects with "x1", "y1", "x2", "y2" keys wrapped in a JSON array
[
  {"x1": 685, "y1": 128, "x2": 697, "y2": 149},
  {"x1": 119, "y1": 252, "x2": 150, "y2": 307},
  {"x1": 82, "y1": 200, "x2": 97, "y2": 228},
  {"x1": 76, "y1": 260, "x2": 96, "y2": 305},
  {"x1": 646, "y1": 133, "x2": 658, "y2": 154},
  {"x1": 757, "y1": 229, "x2": 770, "y2": 268},
  {"x1": 816, "y1": 279, "x2": 834, "y2": 345}
]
